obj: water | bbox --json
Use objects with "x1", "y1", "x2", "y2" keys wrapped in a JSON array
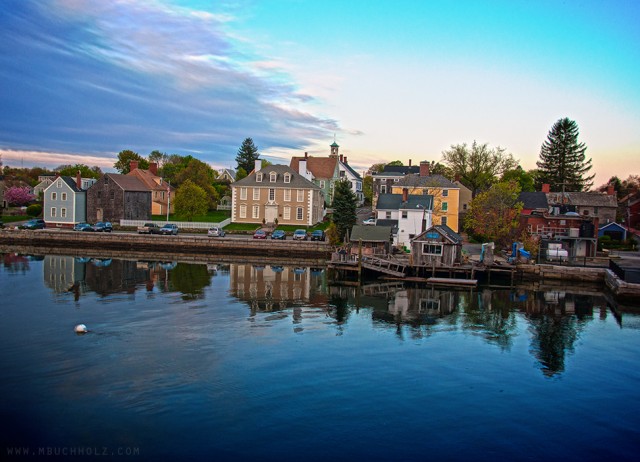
[{"x1": 1, "y1": 252, "x2": 640, "y2": 461}]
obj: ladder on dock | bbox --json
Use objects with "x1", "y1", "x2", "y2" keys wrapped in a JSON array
[{"x1": 360, "y1": 255, "x2": 407, "y2": 278}]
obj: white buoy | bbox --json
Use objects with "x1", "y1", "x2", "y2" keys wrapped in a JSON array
[{"x1": 74, "y1": 324, "x2": 88, "y2": 334}]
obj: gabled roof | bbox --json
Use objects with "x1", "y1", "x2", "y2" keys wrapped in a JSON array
[
  {"x1": 414, "y1": 224, "x2": 463, "y2": 244},
  {"x1": 546, "y1": 192, "x2": 617, "y2": 208},
  {"x1": 350, "y1": 225, "x2": 393, "y2": 242},
  {"x1": 518, "y1": 192, "x2": 548, "y2": 210},
  {"x1": 103, "y1": 173, "x2": 151, "y2": 192},
  {"x1": 44, "y1": 176, "x2": 84, "y2": 193},
  {"x1": 128, "y1": 168, "x2": 172, "y2": 192},
  {"x1": 290, "y1": 156, "x2": 338, "y2": 180},
  {"x1": 220, "y1": 168, "x2": 236, "y2": 179},
  {"x1": 395, "y1": 174, "x2": 458, "y2": 189},
  {"x1": 340, "y1": 161, "x2": 362, "y2": 180},
  {"x1": 599, "y1": 222, "x2": 626, "y2": 231},
  {"x1": 233, "y1": 164, "x2": 321, "y2": 190},
  {"x1": 376, "y1": 193, "x2": 433, "y2": 210}
]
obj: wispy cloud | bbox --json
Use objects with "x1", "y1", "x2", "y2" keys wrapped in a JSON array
[{"x1": 0, "y1": 0, "x2": 336, "y2": 167}]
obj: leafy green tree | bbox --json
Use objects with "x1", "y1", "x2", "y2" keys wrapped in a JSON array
[
  {"x1": 325, "y1": 222, "x2": 341, "y2": 246},
  {"x1": 148, "y1": 150, "x2": 169, "y2": 170},
  {"x1": 332, "y1": 179, "x2": 357, "y2": 241},
  {"x1": 387, "y1": 160, "x2": 403, "y2": 166},
  {"x1": 175, "y1": 158, "x2": 219, "y2": 209},
  {"x1": 367, "y1": 163, "x2": 386, "y2": 174},
  {"x1": 55, "y1": 163, "x2": 102, "y2": 179},
  {"x1": 174, "y1": 180, "x2": 208, "y2": 221},
  {"x1": 464, "y1": 181, "x2": 523, "y2": 249},
  {"x1": 441, "y1": 141, "x2": 516, "y2": 198},
  {"x1": 114, "y1": 150, "x2": 148, "y2": 174},
  {"x1": 501, "y1": 166, "x2": 535, "y2": 192},
  {"x1": 235, "y1": 138, "x2": 260, "y2": 173},
  {"x1": 235, "y1": 167, "x2": 247, "y2": 181},
  {"x1": 536, "y1": 117, "x2": 594, "y2": 192},
  {"x1": 362, "y1": 175, "x2": 373, "y2": 204}
]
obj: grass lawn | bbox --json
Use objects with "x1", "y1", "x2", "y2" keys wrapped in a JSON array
[
  {"x1": 1, "y1": 215, "x2": 30, "y2": 224},
  {"x1": 152, "y1": 210, "x2": 231, "y2": 222}
]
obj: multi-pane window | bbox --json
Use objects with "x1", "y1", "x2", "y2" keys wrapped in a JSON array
[
  {"x1": 284, "y1": 189, "x2": 291, "y2": 201},
  {"x1": 442, "y1": 202, "x2": 448, "y2": 211},
  {"x1": 296, "y1": 207, "x2": 303, "y2": 220},
  {"x1": 269, "y1": 189, "x2": 275, "y2": 201},
  {"x1": 442, "y1": 189, "x2": 448, "y2": 197},
  {"x1": 51, "y1": 207, "x2": 56, "y2": 217},
  {"x1": 270, "y1": 172, "x2": 277, "y2": 182},
  {"x1": 283, "y1": 206, "x2": 291, "y2": 220},
  {"x1": 256, "y1": 173, "x2": 263, "y2": 182},
  {"x1": 319, "y1": 180, "x2": 325, "y2": 189},
  {"x1": 380, "y1": 184, "x2": 387, "y2": 194},
  {"x1": 239, "y1": 204, "x2": 247, "y2": 218},
  {"x1": 297, "y1": 189, "x2": 304, "y2": 202},
  {"x1": 51, "y1": 192, "x2": 57, "y2": 200},
  {"x1": 401, "y1": 211, "x2": 408, "y2": 219},
  {"x1": 422, "y1": 244, "x2": 443, "y2": 255},
  {"x1": 61, "y1": 208, "x2": 67, "y2": 218},
  {"x1": 284, "y1": 173, "x2": 291, "y2": 183},
  {"x1": 240, "y1": 188, "x2": 247, "y2": 200},
  {"x1": 110, "y1": 191, "x2": 115, "y2": 200},
  {"x1": 253, "y1": 188, "x2": 260, "y2": 200},
  {"x1": 441, "y1": 216, "x2": 447, "y2": 226},
  {"x1": 386, "y1": 211, "x2": 392, "y2": 219},
  {"x1": 252, "y1": 205, "x2": 260, "y2": 219},
  {"x1": 61, "y1": 193, "x2": 67, "y2": 201}
]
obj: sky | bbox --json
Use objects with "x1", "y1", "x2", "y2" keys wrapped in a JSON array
[{"x1": 1, "y1": 0, "x2": 639, "y2": 187}]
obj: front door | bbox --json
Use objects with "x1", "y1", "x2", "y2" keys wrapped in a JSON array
[
  {"x1": 96, "y1": 208, "x2": 103, "y2": 221},
  {"x1": 265, "y1": 205, "x2": 278, "y2": 224}
]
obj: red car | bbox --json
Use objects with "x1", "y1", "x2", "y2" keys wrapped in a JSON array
[{"x1": 253, "y1": 230, "x2": 267, "y2": 239}]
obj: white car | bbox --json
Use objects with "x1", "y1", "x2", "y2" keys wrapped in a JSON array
[
  {"x1": 363, "y1": 218, "x2": 376, "y2": 226},
  {"x1": 208, "y1": 226, "x2": 225, "y2": 237}
]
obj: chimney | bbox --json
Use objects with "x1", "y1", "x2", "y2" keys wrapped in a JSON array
[
  {"x1": 304, "y1": 151, "x2": 308, "y2": 159},
  {"x1": 254, "y1": 159, "x2": 261, "y2": 173},
  {"x1": 76, "y1": 170, "x2": 82, "y2": 189},
  {"x1": 454, "y1": 173, "x2": 460, "y2": 182},
  {"x1": 607, "y1": 184, "x2": 615, "y2": 196},
  {"x1": 541, "y1": 183, "x2": 550, "y2": 193},
  {"x1": 420, "y1": 161, "x2": 430, "y2": 177},
  {"x1": 344, "y1": 157, "x2": 348, "y2": 163},
  {"x1": 409, "y1": 159, "x2": 412, "y2": 167},
  {"x1": 299, "y1": 158, "x2": 307, "y2": 176},
  {"x1": 402, "y1": 188, "x2": 408, "y2": 203},
  {"x1": 130, "y1": 160, "x2": 138, "y2": 171},
  {"x1": 149, "y1": 162, "x2": 158, "y2": 176},
  {"x1": 340, "y1": 154, "x2": 344, "y2": 163}
]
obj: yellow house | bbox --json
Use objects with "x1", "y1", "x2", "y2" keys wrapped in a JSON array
[{"x1": 391, "y1": 161, "x2": 460, "y2": 232}]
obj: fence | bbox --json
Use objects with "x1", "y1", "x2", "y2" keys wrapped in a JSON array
[{"x1": 120, "y1": 218, "x2": 231, "y2": 230}]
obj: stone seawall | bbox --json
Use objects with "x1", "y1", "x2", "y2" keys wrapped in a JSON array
[{"x1": 0, "y1": 229, "x2": 332, "y2": 260}]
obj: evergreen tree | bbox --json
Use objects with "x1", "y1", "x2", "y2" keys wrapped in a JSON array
[
  {"x1": 332, "y1": 179, "x2": 357, "y2": 242},
  {"x1": 235, "y1": 138, "x2": 260, "y2": 174},
  {"x1": 536, "y1": 118, "x2": 594, "y2": 192}
]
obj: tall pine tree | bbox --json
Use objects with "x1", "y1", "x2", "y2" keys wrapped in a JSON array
[
  {"x1": 235, "y1": 138, "x2": 260, "y2": 174},
  {"x1": 536, "y1": 118, "x2": 594, "y2": 192},
  {"x1": 332, "y1": 179, "x2": 357, "y2": 242}
]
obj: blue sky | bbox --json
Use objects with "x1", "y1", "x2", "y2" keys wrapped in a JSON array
[{"x1": 1, "y1": 0, "x2": 638, "y2": 187}]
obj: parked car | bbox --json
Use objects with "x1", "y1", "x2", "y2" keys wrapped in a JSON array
[
  {"x1": 271, "y1": 229, "x2": 286, "y2": 240},
  {"x1": 137, "y1": 223, "x2": 160, "y2": 234},
  {"x1": 363, "y1": 218, "x2": 376, "y2": 226},
  {"x1": 19, "y1": 219, "x2": 46, "y2": 230},
  {"x1": 292, "y1": 229, "x2": 308, "y2": 240},
  {"x1": 253, "y1": 229, "x2": 267, "y2": 239},
  {"x1": 92, "y1": 221, "x2": 113, "y2": 232},
  {"x1": 73, "y1": 222, "x2": 93, "y2": 232},
  {"x1": 310, "y1": 230, "x2": 325, "y2": 241},
  {"x1": 158, "y1": 224, "x2": 179, "y2": 235},
  {"x1": 208, "y1": 226, "x2": 225, "y2": 237}
]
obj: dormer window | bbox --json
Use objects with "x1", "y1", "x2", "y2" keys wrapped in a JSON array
[
  {"x1": 256, "y1": 172, "x2": 263, "y2": 182},
  {"x1": 270, "y1": 172, "x2": 277, "y2": 182},
  {"x1": 284, "y1": 173, "x2": 291, "y2": 183}
]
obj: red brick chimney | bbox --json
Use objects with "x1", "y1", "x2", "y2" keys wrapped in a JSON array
[
  {"x1": 402, "y1": 188, "x2": 408, "y2": 202},
  {"x1": 607, "y1": 184, "x2": 615, "y2": 196},
  {"x1": 454, "y1": 173, "x2": 460, "y2": 182},
  {"x1": 149, "y1": 162, "x2": 158, "y2": 176},
  {"x1": 130, "y1": 161, "x2": 138, "y2": 171},
  {"x1": 420, "y1": 161, "x2": 430, "y2": 177},
  {"x1": 541, "y1": 183, "x2": 550, "y2": 193},
  {"x1": 409, "y1": 159, "x2": 412, "y2": 167},
  {"x1": 76, "y1": 171, "x2": 82, "y2": 189},
  {"x1": 340, "y1": 154, "x2": 344, "y2": 163},
  {"x1": 304, "y1": 151, "x2": 308, "y2": 159},
  {"x1": 344, "y1": 157, "x2": 348, "y2": 163}
]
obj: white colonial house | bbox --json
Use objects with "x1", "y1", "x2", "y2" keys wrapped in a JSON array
[{"x1": 374, "y1": 190, "x2": 433, "y2": 248}]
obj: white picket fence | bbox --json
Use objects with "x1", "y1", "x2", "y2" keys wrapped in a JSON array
[{"x1": 120, "y1": 218, "x2": 231, "y2": 230}]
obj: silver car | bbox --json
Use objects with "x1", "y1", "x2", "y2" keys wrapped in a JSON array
[{"x1": 208, "y1": 226, "x2": 225, "y2": 237}]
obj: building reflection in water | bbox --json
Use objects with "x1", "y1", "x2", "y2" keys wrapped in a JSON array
[{"x1": 35, "y1": 254, "x2": 623, "y2": 377}]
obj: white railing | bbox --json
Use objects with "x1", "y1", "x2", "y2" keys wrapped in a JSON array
[{"x1": 120, "y1": 218, "x2": 231, "y2": 230}]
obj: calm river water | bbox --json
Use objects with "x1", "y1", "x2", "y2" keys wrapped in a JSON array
[{"x1": 1, "y1": 251, "x2": 639, "y2": 461}]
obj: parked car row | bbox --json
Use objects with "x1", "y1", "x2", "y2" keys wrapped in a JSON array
[
  {"x1": 250, "y1": 228, "x2": 326, "y2": 241},
  {"x1": 19, "y1": 219, "x2": 47, "y2": 230},
  {"x1": 136, "y1": 223, "x2": 179, "y2": 235},
  {"x1": 73, "y1": 221, "x2": 113, "y2": 232}
]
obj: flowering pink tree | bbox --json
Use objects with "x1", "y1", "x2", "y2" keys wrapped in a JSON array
[{"x1": 4, "y1": 186, "x2": 35, "y2": 206}]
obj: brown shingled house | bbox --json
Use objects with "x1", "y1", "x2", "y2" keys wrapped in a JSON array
[
  {"x1": 86, "y1": 173, "x2": 151, "y2": 223},
  {"x1": 127, "y1": 161, "x2": 174, "y2": 216}
]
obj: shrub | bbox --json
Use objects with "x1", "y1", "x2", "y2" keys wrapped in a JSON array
[{"x1": 27, "y1": 204, "x2": 42, "y2": 217}]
